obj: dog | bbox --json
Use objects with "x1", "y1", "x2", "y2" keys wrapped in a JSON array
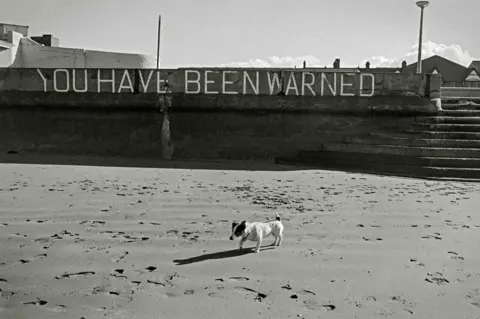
[{"x1": 229, "y1": 212, "x2": 284, "y2": 253}]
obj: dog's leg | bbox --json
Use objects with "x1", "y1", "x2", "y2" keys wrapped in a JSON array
[
  {"x1": 271, "y1": 236, "x2": 278, "y2": 246},
  {"x1": 254, "y1": 236, "x2": 263, "y2": 253},
  {"x1": 239, "y1": 237, "x2": 247, "y2": 250},
  {"x1": 277, "y1": 232, "x2": 283, "y2": 246}
]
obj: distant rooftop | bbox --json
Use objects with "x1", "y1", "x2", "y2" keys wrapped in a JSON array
[{"x1": 0, "y1": 22, "x2": 29, "y2": 28}]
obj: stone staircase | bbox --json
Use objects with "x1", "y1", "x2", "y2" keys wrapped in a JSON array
[{"x1": 277, "y1": 103, "x2": 480, "y2": 181}]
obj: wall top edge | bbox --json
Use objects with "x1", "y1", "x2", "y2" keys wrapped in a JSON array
[{"x1": 0, "y1": 67, "x2": 437, "y2": 76}]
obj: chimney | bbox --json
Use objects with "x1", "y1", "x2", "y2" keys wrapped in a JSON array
[
  {"x1": 303, "y1": 60, "x2": 306, "y2": 68},
  {"x1": 401, "y1": 60, "x2": 407, "y2": 71},
  {"x1": 365, "y1": 61, "x2": 370, "y2": 70},
  {"x1": 333, "y1": 58, "x2": 340, "y2": 69}
]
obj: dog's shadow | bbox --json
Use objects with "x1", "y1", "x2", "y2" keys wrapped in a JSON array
[{"x1": 173, "y1": 246, "x2": 275, "y2": 265}]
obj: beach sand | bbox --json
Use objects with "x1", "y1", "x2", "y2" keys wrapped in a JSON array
[{"x1": 1, "y1": 160, "x2": 480, "y2": 319}]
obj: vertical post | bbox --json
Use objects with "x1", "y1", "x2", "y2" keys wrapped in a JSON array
[
  {"x1": 156, "y1": 14, "x2": 162, "y2": 69},
  {"x1": 416, "y1": 7, "x2": 425, "y2": 74}
]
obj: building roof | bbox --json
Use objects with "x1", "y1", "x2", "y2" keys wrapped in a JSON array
[
  {"x1": 0, "y1": 22, "x2": 29, "y2": 28},
  {"x1": 358, "y1": 67, "x2": 401, "y2": 73},
  {"x1": 468, "y1": 61, "x2": 480, "y2": 73},
  {"x1": 404, "y1": 55, "x2": 468, "y2": 82},
  {"x1": 465, "y1": 66, "x2": 480, "y2": 81}
]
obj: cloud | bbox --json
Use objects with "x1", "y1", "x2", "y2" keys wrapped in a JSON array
[
  {"x1": 362, "y1": 41, "x2": 476, "y2": 68},
  {"x1": 206, "y1": 41, "x2": 476, "y2": 68}
]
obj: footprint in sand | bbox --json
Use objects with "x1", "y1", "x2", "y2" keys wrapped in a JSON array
[
  {"x1": 389, "y1": 296, "x2": 417, "y2": 314},
  {"x1": 23, "y1": 298, "x2": 67, "y2": 313},
  {"x1": 23, "y1": 299, "x2": 48, "y2": 306},
  {"x1": 425, "y1": 272, "x2": 449, "y2": 285},
  {"x1": 233, "y1": 286, "x2": 267, "y2": 301},
  {"x1": 55, "y1": 271, "x2": 96, "y2": 279},
  {"x1": 283, "y1": 285, "x2": 323, "y2": 310},
  {"x1": 421, "y1": 234, "x2": 442, "y2": 240},
  {"x1": 33, "y1": 237, "x2": 50, "y2": 244},
  {"x1": 184, "y1": 289, "x2": 195, "y2": 295},
  {"x1": 159, "y1": 291, "x2": 183, "y2": 298},
  {"x1": 409, "y1": 258, "x2": 425, "y2": 267},
  {"x1": 302, "y1": 299, "x2": 336, "y2": 312},
  {"x1": 17, "y1": 253, "x2": 47, "y2": 264},
  {"x1": 147, "y1": 279, "x2": 166, "y2": 286},
  {"x1": 42, "y1": 305, "x2": 67, "y2": 313},
  {"x1": 466, "y1": 289, "x2": 480, "y2": 308},
  {"x1": 228, "y1": 277, "x2": 249, "y2": 282},
  {"x1": 281, "y1": 284, "x2": 292, "y2": 291},
  {"x1": 111, "y1": 269, "x2": 126, "y2": 278},
  {"x1": 447, "y1": 251, "x2": 465, "y2": 262},
  {"x1": 111, "y1": 251, "x2": 129, "y2": 263},
  {"x1": 296, "y1": 289, "x2": 316, "y2": 297}
]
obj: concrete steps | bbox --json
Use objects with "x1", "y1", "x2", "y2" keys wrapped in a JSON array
[
  {"x1": 277, "y1": 105, "x2": 480, "y2": 181},
  {"x1": 437, "y1": 110, "x2": 480, "y2": 117},
  {"x1": 416, "y1": 116, "x2": 480, "y2": 124},
  {"x1": 296, "y1": 150, "x2": 480, "y2": 168},
  {"x1": 414, "y1": 123, "x2": 480, "y2": 132},
  {"x1": 276, "y1": 154, "x2": 480, "y2": 180},
  {"x1": 441, "y1": 104, "x2": 480, "y2": 111},
  {"x1": 370, "y1": 130, "x2": 480, "y2": 140},
  {"x1": 344, "y1": 136, "x2": 480, "y2": 148},
  {"x1": 315, "y1": 143, "x2": 480, "y2": 158}
]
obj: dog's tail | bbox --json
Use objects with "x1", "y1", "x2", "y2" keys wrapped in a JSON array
[{"x1": 275, "y1": 212, "x2": 281, "y2": 221}]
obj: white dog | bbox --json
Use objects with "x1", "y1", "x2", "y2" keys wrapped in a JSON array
[{"x1": 229, "y1": 213, "x2": 284, "y2": 253}]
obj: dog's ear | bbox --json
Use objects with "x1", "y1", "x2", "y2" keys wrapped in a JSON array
[
  {"x1": 232, "y1": 222, "x2": 238, "y2": 229},
  {"x1": 240, "y1": 221, "x2": 246, "y2": 226}
]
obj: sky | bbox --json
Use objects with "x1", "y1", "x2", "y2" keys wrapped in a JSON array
[{"x1": 1, "y1": 0, "x2": 478, "y2": 68}]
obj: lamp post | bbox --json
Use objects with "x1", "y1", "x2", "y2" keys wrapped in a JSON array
[
  {"x1": 416, "y1": 1, "x2": 429, "y2": 73},
  {"x1": 156, "y1": 14, "x2": 162, "y2": 69}
]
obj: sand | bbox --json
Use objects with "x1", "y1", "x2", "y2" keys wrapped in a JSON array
[{"x1": 1, "y1": 160, "x2": 480, "y2": 319}]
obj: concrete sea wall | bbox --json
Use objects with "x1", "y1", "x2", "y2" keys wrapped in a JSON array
[{"x1": 0, "y1": 68, "x2": 441, "y2": 161}]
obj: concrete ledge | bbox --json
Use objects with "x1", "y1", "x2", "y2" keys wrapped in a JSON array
[{"x1": 0, "y1": 91, "x2": 438, "y2": 115}]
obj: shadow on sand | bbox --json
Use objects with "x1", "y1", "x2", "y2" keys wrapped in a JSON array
[
  {"x1": 0, "y1": 152, "x2": 312, "y2": 172},
  {"x1": 173, "y1": 246, "x2": 276, "y2": 265}
]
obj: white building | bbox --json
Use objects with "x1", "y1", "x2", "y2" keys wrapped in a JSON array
[{"x1": 0, "y1": 22, "x2": 156, "y2": 69}]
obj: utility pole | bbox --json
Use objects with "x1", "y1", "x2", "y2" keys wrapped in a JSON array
[{"x1": 156, "y1": 14, "x2": 162, "y2": 69}]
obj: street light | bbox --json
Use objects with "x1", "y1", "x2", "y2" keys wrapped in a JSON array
[
  {"x1": 416, "y1": 1, "x2": 429, "y2": 73},
  {"x1": 156, "y1": 14, "x2": 162, "y2": 69}
]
